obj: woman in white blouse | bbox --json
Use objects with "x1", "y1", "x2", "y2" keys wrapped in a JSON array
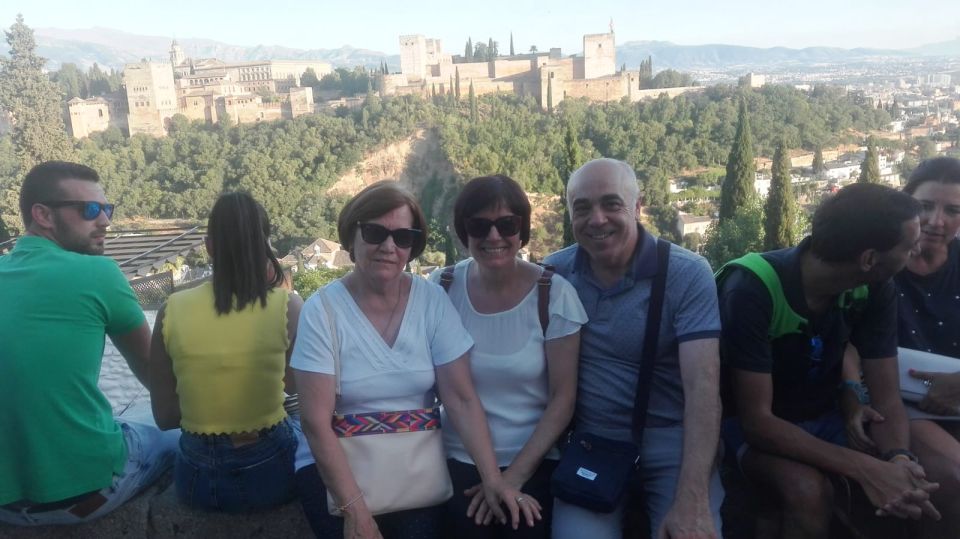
[
  {"x1": 291, "y1": 181, "x2": 536, "y2": 539},
  {"x1": 431, "y1": 175, "x2": 587, "y2": 539}
]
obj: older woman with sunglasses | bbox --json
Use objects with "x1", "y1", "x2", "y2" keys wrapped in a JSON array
[
  {"x1": 430, "y1": 175, "x2": 587, "y2": 539},
  {"x1": 291, "y1": 181, "x2": 534, "y2": 539}
]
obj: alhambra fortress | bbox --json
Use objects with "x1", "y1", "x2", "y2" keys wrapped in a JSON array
[{"x1": 65, "y1": 30, "x2": 702, "y2": 138}]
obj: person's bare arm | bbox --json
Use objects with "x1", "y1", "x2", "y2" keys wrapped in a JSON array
[
  {"x1": 735, "y1": 367, "x2": 939, "y2": 520},
  {"x1": 658, "y1": 338, "x2": 721, "y2": 539},
  {"x1": 110, "y1": 318, "x2": 151, "y2": 387},
  {"x1": 296, "y1": 369, "x2": 382, "y2": 539},
  {"x1": 148, "y1": 305, "x2": 180, "y2": 430},
  {"x1": 437, "y1": 355, "x2": 539, "y2": 529},
  {"x1": 283, "y1": 292, "x2": 304, "y2": 395},
  {"x1": 501, "y1": 331, "x2": 579, "y2": 486}
]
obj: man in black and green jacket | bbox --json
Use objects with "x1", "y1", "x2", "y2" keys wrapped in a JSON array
[{"x1": 718, "y1": 183, "x2": 941, "y2": 538}]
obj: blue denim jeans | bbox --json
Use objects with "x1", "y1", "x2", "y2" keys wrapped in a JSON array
[
  {"x1": 0, "y1": 418, "x2": 178, "y2": 526},
  {"x1": 175, "y1": 418, "x2": 297, "y2": 513}
]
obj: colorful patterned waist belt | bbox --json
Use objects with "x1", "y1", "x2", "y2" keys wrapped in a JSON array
[{"x1": 332, "y1": 407, "x2": 441, "y2": 437}]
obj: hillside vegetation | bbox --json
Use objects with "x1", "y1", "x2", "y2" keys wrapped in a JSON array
[{"x1": 0, "y1": 85, "x2": 890, "y2": 257}]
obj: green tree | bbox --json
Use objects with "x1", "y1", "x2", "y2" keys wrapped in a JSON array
[
  {"x1": 455, "y1": 67, "x2": 461, "y2": 99},
  {"x1": 51, "y1": 62, "x2": 86, "y2": 99},
  {"x1": 474, "y1": 41, "x2": 488, "y2": 61},
  {"x1": 509, "y1": 32, "x2": 515, "y2": 56},
  {"x1": 812, "y1": 146, "x2": 825, "y2": 178},
  {"x1": 0, "y1": 15, "x2": 74, "y2": 170},
  {"x1": 918, "y1": 137, "x2": 937, "y2": 161},
  {"x1": 899, "y1": 154, "x2": 917, "y2": 182},
  {"x1": 292, "y1": 267, "x2": 349, "y2": 300},
  {"x1": 764, "y1": 140, "x2": 796, "y2": 250},
  {"x1": 650, "y1": 69, "x2": 694, "y2": 89},
  {"x1": 703, "y1": 199, "x2": 764, "y2": 269},
  {"x1": 858, "y1": 137, "x2": 881, "y2": 184},
  {"x1": 469, "y1": 81, "x2": 477, "y2": 123},
  {"x1": 720, "y1": 99, "x2": 755, "y2": 221},
  {"x1": 561, "y1": 123, "x2": 583, "y2": 246},
  {"x1": 465, "y1": 38, "x2": 473, "y2": 61}
]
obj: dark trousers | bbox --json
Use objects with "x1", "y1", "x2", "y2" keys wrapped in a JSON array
[
  {"x1": 444, "y1": 458, "x2": 557, "y2": 539},
  {"x1": 295, "y1": 465, "x2": 442, "y2": 539}
]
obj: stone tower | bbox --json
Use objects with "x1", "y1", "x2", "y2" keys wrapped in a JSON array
[
  {"x1": 124, "y1": 61, "x2": 178, "y2": 136},
  {"x1": 169, "y1": 40, "x2": 185, "y2": 67},
  {"x1": 399, "y1": 35, "x2": 427, "y2": 81},
  {"x1": 583, "y1": 32, "x2": 615, "y2": 79}
]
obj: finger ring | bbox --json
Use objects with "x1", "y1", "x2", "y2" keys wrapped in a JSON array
[
  {"x1": 923, "y1": 379, "x2": 933, "y2": 388},
  {"x1": 516, "y1": 496, "x2": 525, "y2": 503}
]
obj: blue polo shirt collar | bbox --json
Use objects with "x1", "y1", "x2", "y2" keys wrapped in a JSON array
[{"x1": 571, "y1": 224, "x2": 659, "y2": 288}]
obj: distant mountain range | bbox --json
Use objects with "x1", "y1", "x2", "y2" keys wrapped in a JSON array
[
  {"x1": 617, "y1": 39, "x2": 960, "y2": 71},
  {"x1": 31, "y1": 27, "x2": 401, "y2": 71},
  {"x1": 21, "y1": 27, "x2": 960, "y2": 73}
]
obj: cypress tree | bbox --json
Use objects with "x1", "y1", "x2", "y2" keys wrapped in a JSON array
[
  {"x1": 812, "y1": 146, "x2": 825, "y2": 178},
  {"x1": 469, "y1": 81, "x2": 477, "y2": 122},
  {"x1": 764, "y1": 140, "x2": 796, "y2": 250},
  {"x1": 720, "y1": 99, "x2": 755, "y2": 221},
  {"x1": 561, "y1": 123, "x2": 583, "y2": 246},
  {"x1": 455, "y1": 67, "x2": 461, "y2": 99},
  {"x1": 510, "y1": 32, "x2": 515, "y2": 56},
  {"x1": 487, "y1": 38, "x2": 495, "y2": 60},
  {"x1": 465, "y1": 38, "x2": 473, "y2": 61},
  {"x1": 858, "y1": 137, "x2": 881, "y2": 184},
  {"x1": 0, "y1": 15, "x2": 73, "y2": 170}
]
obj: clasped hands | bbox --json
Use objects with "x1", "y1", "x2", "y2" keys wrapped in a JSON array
[{"x1": 463, "y1": 469, "x2": 542, "y2": 530}]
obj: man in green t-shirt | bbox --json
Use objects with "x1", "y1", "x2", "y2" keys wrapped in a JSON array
[{"x1": 0, "y1": 161, "x2": 177, "y2": 526}]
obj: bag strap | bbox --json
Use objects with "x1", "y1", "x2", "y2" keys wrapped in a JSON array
[
  {"x1": 537, "y1": 265, "x2": 554, "y2": 337},
  {"x1": 318, "y1": 289, "x2": 342, "y2": 401},
  {"x1": 631, "y1": 238, "x2": 671, "y2": 443},
  {"x1": 439, "y1": 263, "x2": 554, "y2": 337},
  {"x1": 439, "y1": 265, "x2": 455, "y2": 292}
]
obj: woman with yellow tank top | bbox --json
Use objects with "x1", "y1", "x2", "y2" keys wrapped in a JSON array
[{"x1": 149, "y1": 192, "x2": 303, "y2": 512}]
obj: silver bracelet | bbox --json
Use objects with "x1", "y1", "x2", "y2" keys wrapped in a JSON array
[{"x1": 335, "y1": 491, "x2": 364, "y2": 514}]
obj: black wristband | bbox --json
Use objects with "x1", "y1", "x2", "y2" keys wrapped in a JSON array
[{"x1": 881, "y1": 448, "x2": 918, "y2": 463}]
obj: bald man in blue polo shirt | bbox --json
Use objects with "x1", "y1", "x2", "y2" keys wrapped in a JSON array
[{"x1": 545, "y1": 158, "x2": 723, "y2": 539}]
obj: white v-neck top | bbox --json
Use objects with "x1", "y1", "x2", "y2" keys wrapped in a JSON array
[{"x1": 291, "y1": 276, "x2": 474, "y2": 414}]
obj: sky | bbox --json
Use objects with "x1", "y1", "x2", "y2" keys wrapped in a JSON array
[{"x1": 3, "y1": 0, "x2": 959, "y2": 54}]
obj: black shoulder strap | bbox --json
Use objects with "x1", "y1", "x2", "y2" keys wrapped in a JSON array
[
  {"x1": 537, "y1": 264, "x2": 554, "y2": 337},
  {"x1": 439, "y1": 265, "x2": 455, "y2": 292},
  {"x1": 632, "y1": 238, "x2": 671, "y2": 442},
  {"x1": 441, "y1": 262, "x2": 554, "y2": 337}
]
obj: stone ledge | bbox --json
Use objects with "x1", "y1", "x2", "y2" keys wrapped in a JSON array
[{"x1": 0, "y1": 473, "x2": 311, "y2": 539}]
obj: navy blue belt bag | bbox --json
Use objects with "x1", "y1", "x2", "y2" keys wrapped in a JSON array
[{"x1": 551, "y1": 238, "x2": 670, "y2": 513}]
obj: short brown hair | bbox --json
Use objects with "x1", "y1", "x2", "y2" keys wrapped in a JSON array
[
  {"x1": 453, "y1": 175, "x2": 531, "y2": 247},
  {"x1": 337, "y1": 181, "x2": 428, "y2": 262},
  {"x1": 20, "y1": 161, "x2": 100, "y2": 228}
]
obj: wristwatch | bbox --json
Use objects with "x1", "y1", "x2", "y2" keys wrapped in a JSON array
[
  {"x1": 841, "y1": 380, "x2": 869, "y2": 404},
  {"x1": 882, "y1": 448, "x2": 919, "y2": 463}
]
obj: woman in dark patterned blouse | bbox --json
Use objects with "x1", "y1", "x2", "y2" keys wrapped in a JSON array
[{"x1": 890, "y1": 157, "x2": 960, "y2": 538}]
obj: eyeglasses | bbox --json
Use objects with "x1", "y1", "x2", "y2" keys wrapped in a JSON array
[
  {"x1": 358, "y1": 222, "x2": 422, "y2": 249},
  {"x1": 465, "y1": 215, "x2": 522, "y2": 239},
  {"x1": 41, "y1": 200, "x2": 115, "y2": 220}
]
